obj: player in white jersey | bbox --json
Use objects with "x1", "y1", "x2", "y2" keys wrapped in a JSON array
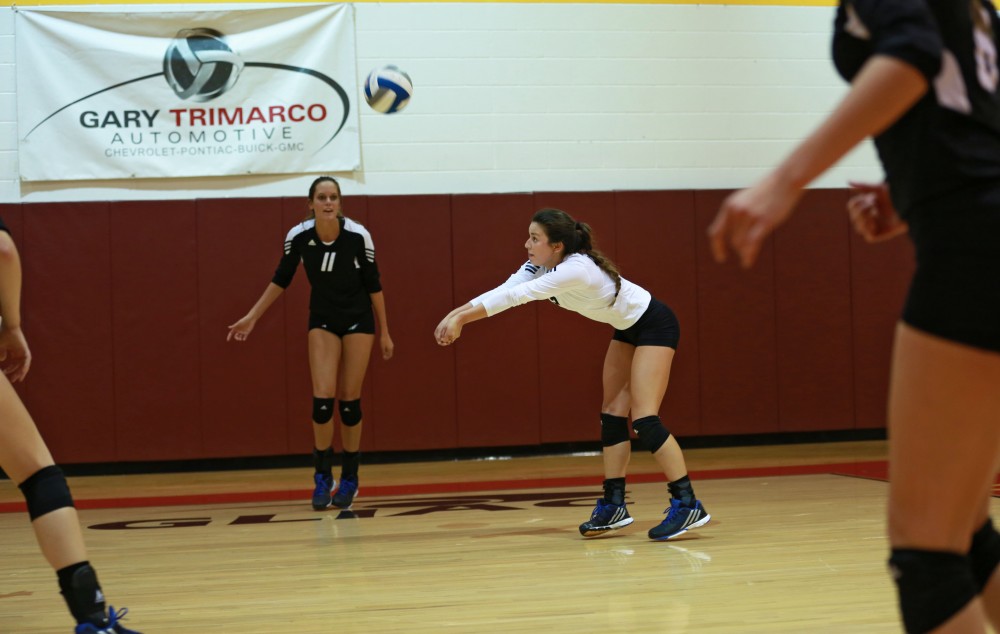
[
  {"x1": 229, "y1": 177, "x2": 394, "y2": 511},
  {"x1": 0, "y1": 217, "x2": 140, "y2": 633},
  {"x1": 435, "y1": 208, "x2": 710, "y2": 540}
]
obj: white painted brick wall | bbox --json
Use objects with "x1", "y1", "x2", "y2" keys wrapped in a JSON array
[{"x1": 0, "y1": 2, "x2": 881, "y2": 203}]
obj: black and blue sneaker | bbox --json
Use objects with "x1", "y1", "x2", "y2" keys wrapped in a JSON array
[
  {"x1": 312, "y1": 473, "x2": 335, "y2": 510},
  {"x1": 648, "y1": 499, "x2": 711, "y2": 541},
  {"x1": 75, "y1": 607, "x2": 141, "y2": 634},
  {"x1": 333, "y1": 476, "x2": 358, "y2": 509},
  {"x1": 579, "y1": 499, "x2": 633, "y2": 537}
]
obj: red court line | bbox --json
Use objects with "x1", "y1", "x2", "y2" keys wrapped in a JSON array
[{"x1": 0, "y1": 459, "x2": 891, "y2": 514}]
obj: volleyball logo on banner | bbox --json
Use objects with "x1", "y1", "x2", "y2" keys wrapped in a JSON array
[
  {"x1": 14, "y1": 4, "x2": 360, "y2": 181},
  {"x1": 163, "y1": 28, "x2": 244, "y2": 102}
]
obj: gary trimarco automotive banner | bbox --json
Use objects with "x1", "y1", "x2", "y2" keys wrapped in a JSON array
[{"x1": 16, "y1": 4, "x2": 359, "y2": 182}]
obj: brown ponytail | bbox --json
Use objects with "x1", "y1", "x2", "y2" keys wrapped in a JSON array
[{"x1": 531, "y1": 208, "x2": 622, "y2": 298}]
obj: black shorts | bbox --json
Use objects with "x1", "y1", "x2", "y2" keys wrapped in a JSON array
[
  {"x1": 612, "y1": 297, "x2": 680, "y2": 349},
  {"x1": 308, "y1": 310, "x2": 375, "y2": 338},
  {"x1": 903, "y1": 203, "x2": 1000, "y2": 352}
]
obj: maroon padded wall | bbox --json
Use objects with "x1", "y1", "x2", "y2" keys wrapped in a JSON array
[
  {"x1": 22, "y1": 202, "x2": 117, "y2": 462},
  {"x1": 197, "y1": 198, "x2": 290, "y2": 457},
  {"x1": 772, "y1": 190, "x2": 856, "y2": 432},
  {"x1": 693, "y1": 191, "x2": 780, "y2": 436},
  {"x1": 365, "y1": 195, "x2": 457, "y2": 451},
  {"x1": 614, "y1": 190, "x2": 701, "y2": 438},
  {"x1": 0, "y1": 189, "x2": 912, "y2": 465},
  {"x1": 110, "y1": 201, "x2": 202, "y2": 460},
  {"x1": 451, "y1": 193, "x2": 541, "y2": 448},
  {"x1": 280, "y1": 196, "x2": 316, "y2": 453}
]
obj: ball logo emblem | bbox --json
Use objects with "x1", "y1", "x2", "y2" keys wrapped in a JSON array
[{"x1": 163, "y1": 28, "x2": 245, "y2": 102}]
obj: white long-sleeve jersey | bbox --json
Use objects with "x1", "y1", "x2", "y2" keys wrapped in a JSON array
[{"x1": 469, "y1": 253, "x2": 651, "y2": 331}]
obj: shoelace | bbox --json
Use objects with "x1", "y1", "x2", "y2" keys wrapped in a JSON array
[
  {"x1": 663, "y1": 498, "x2": 684, "y2": 521},
  {"x1": 313, "y1": 474, "x2": 332, "y2": 495},
  {"x1": 82, "y1": 607, "x2": 130, "y2": 634},
  {"x1": 107, "y1": 606, "x2": 129, "y2": 627},
  {"x1": 591, "y1": 499, "x2": 608, "y2": 519},
  {"x1": 339, "y1": 479, "x2": 358, "y2": 495}
]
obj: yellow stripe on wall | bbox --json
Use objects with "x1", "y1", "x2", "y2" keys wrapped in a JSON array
[{"x1": 11, "y1": 0, "x2": 837, "y2": 6}]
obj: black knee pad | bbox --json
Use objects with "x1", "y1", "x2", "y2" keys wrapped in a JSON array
[
  {"x1": 631, "y1": 415, "x2": 670, "y2": 453},
  {"x1": 969, "y1": 518, "x2": 1000, "y2": 592},
  {"x1": 339, "y1": 399, "x2": 362, "y2": 426},
  {"x1": 312, "y1": 397, "x2": 335, "y2": 424},
  {"x1": 18, "y1": 465, "x2": 75, "y2": 521},
  {"x1": 889, "y1": 548, "x2": 976, "y2": 633},
  {"x1": 600, "y1": 413, "x2": 629, "y2": 447}
]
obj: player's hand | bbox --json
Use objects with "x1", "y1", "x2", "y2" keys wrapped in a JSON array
[
  {"x1": 380, "y1": 332, "x2": 395, "y2": 360},
  {"x1": 436, "y1": 316, "x2": 463, "y2": 346},
  {"x1": 708, "y1": 175, "x2": 803, "y2": 268},
  {"x1": 227, "y1": 315, "x2": 256, "y2": 342},
  {"x1": 847, "y1": 181, "x2": 907, "y2": 243},
  {"x1": 433, "y1": 314, "x2": 452, "y2": 342},
  {"x1": 0, "y1": 324, "x2": 31, "y2": 382}
]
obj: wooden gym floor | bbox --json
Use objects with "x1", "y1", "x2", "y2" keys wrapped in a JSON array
[{"x1": 2, "y1": 440, "x2": 993, "y2": 633}]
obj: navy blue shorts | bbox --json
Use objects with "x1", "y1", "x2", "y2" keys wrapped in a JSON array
[
  {"x1": 612, "y1": 297, "x2": 680, "y2": 349},
  {"x1": 308, "y1": 310, "x2": 375, "y2": 338}
]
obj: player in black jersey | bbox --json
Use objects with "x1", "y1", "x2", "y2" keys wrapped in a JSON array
[
  {"x1": 228, "y1": 176, "x2": 394, "y2": 511},
  {"x1": 709, "y1": 2, "x2": 1000, "y2": 632},
  {"x1": 0, "y1": 219, "x2": 140, "y2": 633}
]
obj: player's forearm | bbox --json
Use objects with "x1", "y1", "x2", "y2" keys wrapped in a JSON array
[
  {"x1": 441, "y1": 303, "x2": 471, "y2": 321},
  {"x1": 370, "y1": 291, "x2": 390, "y2": 333},
  {"x1": 246, "y1": 283, "x2": 284, "y2": 320},
  {"x1": 770, "y1": 55, "x2": 927, "y2": 192},
  {"x1": 453, "y1": 303, "x2": 488, "y2": 326}
]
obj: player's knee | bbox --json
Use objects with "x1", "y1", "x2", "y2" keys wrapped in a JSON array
[
  {"x1": 969, "y1": 518, "x2": 1000, "y2": 591},
  {"x1": 312, "y1": 397, "x2": 335, "y2": 424},
  {"x1": 18, "y1": 465, "x2": 75, "y2": 521},
  {"x1": 600, "y1": 413, "x2": 629, "y2": 447},
  {"x1": 631, "y1": 415, "x2": 670, "y2": 453},
  {"x1": 889, "y1": 548, "x2": 976, "y2": 633},
  {"x1": 339, "y1": 399, "x2": 362, "y2": 426}
]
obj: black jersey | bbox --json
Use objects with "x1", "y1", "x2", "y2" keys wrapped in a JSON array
[
  {"x1": 272, "y1": 216, "x2": 382, "y2": 317},
  {"x1": 833, "y1": 0, "x2": 1000, "y2": 217}
]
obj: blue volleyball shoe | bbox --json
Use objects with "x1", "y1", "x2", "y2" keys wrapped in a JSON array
[
  {"x1": 579, "y1": 499, "x2": 634, "y2": 537},
  {"x1": 312, "y1": 473, "x2": 335, "y2": 510},
  {"x1": 333, "y1": 476, "x2": 358, "y2": 509},
  {"x1": 648, "y1": 499, "x2": 711, "y2": 541}
]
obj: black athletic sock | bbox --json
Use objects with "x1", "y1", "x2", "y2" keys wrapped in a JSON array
[
  {"x1": 57, "y1": 562, "x2": 107, "y2": 625},
  {"x1": 603, "y1": 478, "x2": 626, "y2": 506},
  {"x1": 341, "y1": 450, "x2": 361, "y2": 480},
  {"x1": 313, "y1": 448, "x2": 334, "y2": 476},
  {"x1": 668, "y1": 475, "x2": 696, "y2": 507}
]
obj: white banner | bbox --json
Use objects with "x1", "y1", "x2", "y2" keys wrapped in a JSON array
[{"x1": 15, "y1": 4, "x2": 359, "y2": 182}]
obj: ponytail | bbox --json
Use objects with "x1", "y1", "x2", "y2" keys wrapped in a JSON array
[{"x1": 532, "y1": 209, "x2": 622, "y2": 298}]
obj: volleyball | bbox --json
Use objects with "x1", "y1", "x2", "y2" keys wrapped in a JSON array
[
  {"x1": 163, "y1": 28, "x2": 244, "y2": 102},
  {"x1": 364, "y1": 65, "x2": 413, "y2": 114}
]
